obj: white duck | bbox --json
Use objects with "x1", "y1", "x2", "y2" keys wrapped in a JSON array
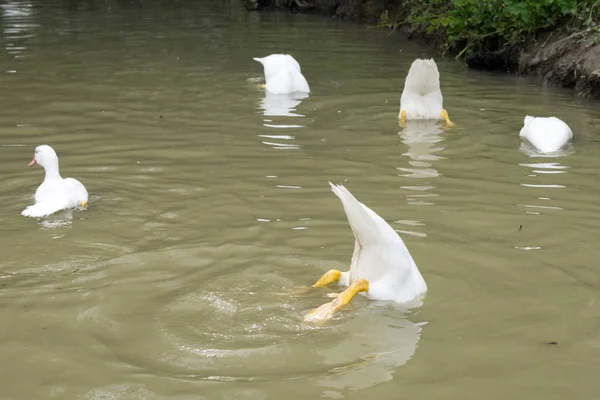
[
  {"x1": 399, "y1": 58, "x2": 453, "y2": 127},
  {"x1": 519, "y1": 116, "x2": 573, "y2": 153},
  {"x1": 21, "y1": 145, "x2": 88, "y2": 218},
  {"x1": 253, "y1": 54, "x2": 310, "y2": 94},
  {"x1": 304, "y1": 182, "x2": 427, "y2": 322}
]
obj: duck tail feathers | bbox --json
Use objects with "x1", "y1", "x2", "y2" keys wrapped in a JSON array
[
  {"x1": 21, "y1": 201, "x2": 64, "y2": 218},
  {"x1": 329, "y1": 182, "x2": 384, "y2": 246},
  {"x1": 404, "y1": 58, "x2": 440, "y2": 91}
]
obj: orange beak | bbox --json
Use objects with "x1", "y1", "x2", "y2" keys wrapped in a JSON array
[{"x1": 28, "y1": 158, "x2": 37, "y2": 167}]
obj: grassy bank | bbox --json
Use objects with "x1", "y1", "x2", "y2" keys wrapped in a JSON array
[{"x1": 396, "y1": 0, "x2": 600, "y2": 59}]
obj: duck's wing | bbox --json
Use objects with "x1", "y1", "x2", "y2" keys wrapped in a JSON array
[
  {"x1": 547, "y1": 117, "x2": 573, "y2": 138},
  {"x1": 266, "y1": 70, "x2": 310, "y2": 94},
  {"x1": 63, "y1": 178, "x2": 88, "y2": 205},
  {"x1": 291, "y1": 70, "x2": 310, "y2": 93},
  {"x1": 519, "y1": 115, "x2": 535, "y2": 139}
]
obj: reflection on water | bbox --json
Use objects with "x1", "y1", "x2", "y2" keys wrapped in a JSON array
[
  {"x1": 0, "y1": 2, "x2": 32, "y2": 17},
  {"x1": 1, "y1": 1, "x2": 37, "y2": 62},
  {"x1": 39, "y1": 210, "x2": 75, "y2": 229},
  {"x1": 258, "y1": 133, "x2": 301, "y2": 150},
  {"x1": 257, "y1": 90, "x2": 308, "y2": 149},
  {"x1": 519, "y1": 141, "x2": 575, "y2": 158},
  {"x1": 516, "y1": 145, "x2": 571, "y2": 252},
  {"x1": 392, "y1": 121, "x2": 447, "y2": 239},
  {"x1": 397, "y1": 122, "x2": 444, "y2": 205},
  {"x1": 319, "y1": 312, "x2": 425, "y2": 391},
  {"x1": 518, "y1": 151, "x2": 570, "y2": 216},
  {"x1": 259, "y1": 91, "x2": 308, "y2": 118}
]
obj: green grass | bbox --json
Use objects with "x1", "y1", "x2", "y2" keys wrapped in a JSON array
[{"x1": 392, "y1": 0, "x2": 600, "y2": 58}]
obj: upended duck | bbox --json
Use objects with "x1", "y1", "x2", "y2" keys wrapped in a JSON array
[
  {"x1": 304, "y1": 183, "x2": 427, "y2": 322},
  {"x1": 253, "y1": 54, "x2": 310, "y2": 94},
  {"x1": 21, "y1": 145, "x2": 88, "y2": 218},
  {"x1": 519, "y1": 115, "x2": 573, "y2": 153},
  {"x1": 399, "y1": 58, "x2": 454, "y2": 127}
]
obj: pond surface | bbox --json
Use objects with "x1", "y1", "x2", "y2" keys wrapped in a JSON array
[{"x1": 1, "y1": 1, "x2": 599, "y2": 399}]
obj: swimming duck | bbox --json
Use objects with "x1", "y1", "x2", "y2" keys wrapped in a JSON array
[
  {"x1": 519, "y1": 115, "x2": 573, "y2": 153},
  {"x1": 254, "y1": 54, "x2": 310, "y2": 94},
  {"x1": 21, "y1": 145, "x2": 88, "y2": 218},
  {"x1": 399, "y1": 58, "x2": 453, "y2": 127},
  {"x1": 304, "y1": 183, "x2": 427, "y2": 322}
]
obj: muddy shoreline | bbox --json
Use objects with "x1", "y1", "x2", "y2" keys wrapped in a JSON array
[{"x1": 247, "y1": 0, "x2": 600, "y2": 99}]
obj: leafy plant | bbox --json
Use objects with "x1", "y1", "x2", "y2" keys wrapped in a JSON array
[{"x1": 399, "y1": 0, "x2": 598, "y2": 58}]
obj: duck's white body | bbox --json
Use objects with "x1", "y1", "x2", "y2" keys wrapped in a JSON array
[
  {"x1": 330, "y1": 182, "x2": 427, "y2": 303},
  {"x1": 399, "y1": 58, "x2": 445, "y2": 120},
  {"x1": 519, "y1": 116, "x2": 573, "y2": 153},
  {"x1": 254, "y1": 54, "x2": 310, "y2": 94},
  {"x1": 22, "y1": 145, "x2": 88, "y2": 218}
]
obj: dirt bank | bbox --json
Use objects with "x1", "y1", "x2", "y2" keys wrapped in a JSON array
[
  {"x1": 518, "y1": 29, "x2": 600, "y2": 99},
  {"x1": 247, "y1": 0, "x2": 600, "y2": 100}
]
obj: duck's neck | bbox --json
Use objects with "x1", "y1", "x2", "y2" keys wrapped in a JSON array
[{"x1": 43, "y1": 162, "x2": 62, "y2": 181}]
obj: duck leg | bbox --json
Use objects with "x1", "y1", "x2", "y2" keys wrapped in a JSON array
[
  {"x1": 304, "y1": 278, "x2": 369, "y2": 322},
  {"x1": 399, "y1": 109, "x2": 407, "y2": 127},
  {"x1": 441, "y1": 109, "x2": 455, "y2": 126},
  {"x1": 311, "y1": 269, "x2": 342, "y2": 288},
  {"x1": 274, "y1": 269, "x2": 343, "y2": 298}
]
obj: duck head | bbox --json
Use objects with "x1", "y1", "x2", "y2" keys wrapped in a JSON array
[{"x1": 29, "y1": 144, "x2": 58, "y2": 169}]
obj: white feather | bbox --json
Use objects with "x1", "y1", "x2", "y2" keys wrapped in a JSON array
[
  {"x1": 329, "y1": 182, "x2": 427, "y2": 303},
  {"x1": 519, "y1": 115, "x2": 573, "y2": 153},
  {"x1": 254, "y1": 54, "x2": 310, "y2": 94},
  {"x1": 399, "y1": 58, "x2": 444, "y2": 120}
]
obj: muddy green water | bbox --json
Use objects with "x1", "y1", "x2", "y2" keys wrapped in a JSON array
[{"x1": 1, "y1": 1, "x2": 600, "y2": 399}]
